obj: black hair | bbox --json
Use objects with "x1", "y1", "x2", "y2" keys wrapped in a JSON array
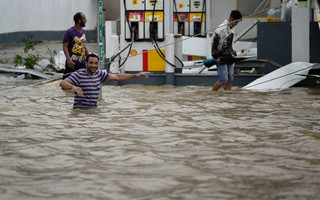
[
  {"x1": 86, "y1": 53, "x2": 99, "y2": 62},
  {"x1": 73, "y1": 12, "x2": 83, "y2": 24},
  {"x1": 230, "y1": 10, "x2": 242, "y2": 21}
]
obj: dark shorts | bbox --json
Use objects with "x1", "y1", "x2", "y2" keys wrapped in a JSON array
[{"x1": 63, "y1": 62, "x2": 86, "y2": 79}]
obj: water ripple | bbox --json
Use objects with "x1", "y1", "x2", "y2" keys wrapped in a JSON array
[{"x1": 0, "y1": 83, "x2": 319, "y2": 199}]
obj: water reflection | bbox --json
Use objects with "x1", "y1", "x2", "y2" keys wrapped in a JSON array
[{"x1": 0, "y1": 79, "x2": 319, "y2": 199}]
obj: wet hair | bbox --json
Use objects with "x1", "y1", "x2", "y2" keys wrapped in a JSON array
[
  {"x1": 230, "y1": 10, "x2": 242, "y2": 21},
  {"x1": 73, "y1": 12, "x2": 83, "y2": 24},
  {"x1": 86, "y1": 53, "x2": 99, "y2": 62}
]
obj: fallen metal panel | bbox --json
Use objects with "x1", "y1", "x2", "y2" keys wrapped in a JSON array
[
  {"x1": 243, "y1": 62, "x2": 314, "y2": 91},
  {"x1": 0, "y1": 64, "x2": 50, "y2": 79}
]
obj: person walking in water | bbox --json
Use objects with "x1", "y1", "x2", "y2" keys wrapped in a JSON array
[
  {"x1": 211, "y1": 10, "x2": 242, "y2": 91},
  {"x1": 59, "y1": 54, "x2": 149, "y2": 109},
  {"x1": 62, "y1": 12, "x2": 89, "y2": 79}
]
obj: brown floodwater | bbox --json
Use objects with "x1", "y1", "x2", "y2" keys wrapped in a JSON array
[{"x1": 0, "y1": 76, "x2": 320, "y2": 199}]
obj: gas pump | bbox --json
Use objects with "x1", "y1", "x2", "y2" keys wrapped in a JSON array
[
  {"x1": 173, "y1": 0, "x2": 189, "y2": 35},
  {"x1": 125, "y1": 11, "x2": 144, "y2": 41},
  {"x1": 124, "y1": 0, "x2": 145, "y2": 41},
  {"x1": 121, "y1": 0, "x2": 166, "y2": 72},
  {"x1": 190, "y1": 0, "x2": 206, "y2": 36},
  {"x1": 124, "y1": 0, "x2": 164, "y2": 41},
  {"x1": 145, "y1": 0, "x2": 164, "y2": 40},
  {"x1": 189, "y1": 12, "x2": 205, "y2": 36},
  {"x1": 117, "y1": 0, "x2": 211, "y2": 72},
  {"x1": 145, "y1": 10, "x2": 164, "y2": 40},
  {"x1": 173, "y1": 13, "x2": 190, "y2": 35},
  {"x1": 173, "y1": 0, "x2": 206, "y2": 37}
]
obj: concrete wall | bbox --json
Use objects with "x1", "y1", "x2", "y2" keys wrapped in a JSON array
[{"x1": 0, "y1": 0, "x2": 98, "y2": 44}]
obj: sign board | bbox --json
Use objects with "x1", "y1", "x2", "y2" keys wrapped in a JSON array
[
  {"x1": 294, "y1": 0, "x2": 308, "y2": 8},
  {"x1": 98, "y1": 0, "x2": 103, "y2": 62},
  {"x1": 298, "y1": 0, "x2": 308, "y2": 8}
]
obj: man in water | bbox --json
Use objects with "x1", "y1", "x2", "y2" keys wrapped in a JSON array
[
  {"x1": 62, "y1": 12, "x2": 89, "y2": 79},
  {"x1": 211, "y1": 10, "x2": 242, "y2": 91},
  {"x1": 59, "y1": 54, "x2": 149, "y2": 109}
]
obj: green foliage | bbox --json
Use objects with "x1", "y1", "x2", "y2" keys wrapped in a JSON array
[
  {"x1": 13, "y1": 39, "x2": 59, "y2": 71},
  {"x1": 13, "y1": 55, "x2": 23, "y2": 66},
  {"x1": 24, "y1": 40, "x2": 38, "y2": 53},
  {"x1": 23, "y1": 54, "x2": 39, "y2": 70},
  {"x1": 14, "y1": 40, "x2": 40, "y2": 70}
]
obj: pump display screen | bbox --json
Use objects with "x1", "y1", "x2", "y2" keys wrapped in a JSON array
[{"x1": 127, "y1": 11, "x2": 144, "y2": 22}]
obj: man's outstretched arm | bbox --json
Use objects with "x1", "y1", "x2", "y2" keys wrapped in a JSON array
[
  {"x1": 106, "y1": 73, "x2": 148, "y2": 82},
  {"x1": 59, "y1": 79, "x2": 83, "y2": 96}
]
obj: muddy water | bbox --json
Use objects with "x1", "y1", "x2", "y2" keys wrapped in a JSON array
[{"x1": 0, "y1": 77, "x2": 320, "y2": 200}]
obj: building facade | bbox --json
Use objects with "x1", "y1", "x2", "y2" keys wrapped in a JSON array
[{"x1": 0, "y1": 0, "x2": 99, "y2": 45}]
